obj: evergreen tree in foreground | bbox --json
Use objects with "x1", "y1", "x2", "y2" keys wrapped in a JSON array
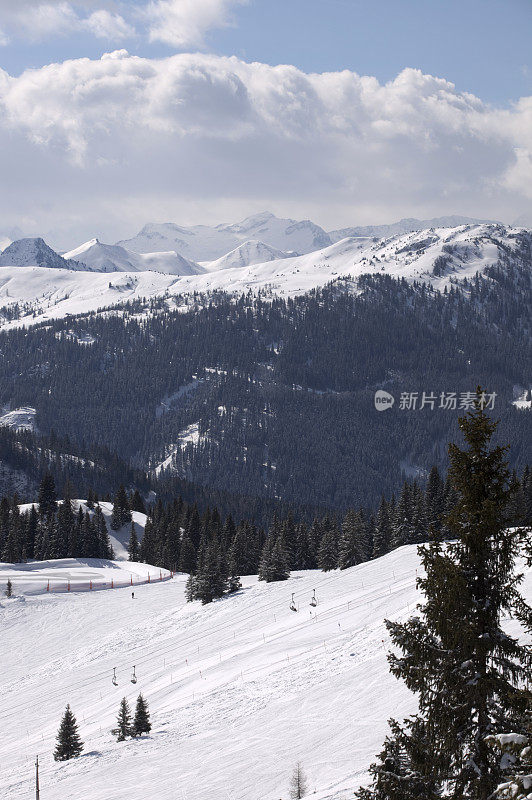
[
  {"x1": 54, "y1": 705, "x2": 84, "y2": 761},
  {"x1": 115, "y1": 697, "x2": 134, "y2": 741},
  {"x1": 133, "y1": 693, "x2": 151, "y2": 736},
  {"x1": 358, "y1": 389, "x2": 532, "y2": 800},
  {"x1": 5, "y1": 578, "x2": 13, "y2": 597}
]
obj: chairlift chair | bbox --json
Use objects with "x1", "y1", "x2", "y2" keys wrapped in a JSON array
[
  {"x1": 310, "y1": 589, "x2": 317, "y2": 607},
  {"x1": 112, "y1": 667, "x2": 118, "y2": 686},
  {"x1": 131, "y1": 666, "x2": 137, "y2": 684},
  {"x1": 290, "y1": 592, "x2": 297, "y2": 612}
]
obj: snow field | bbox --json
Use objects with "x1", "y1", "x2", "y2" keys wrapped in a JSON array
[{"x1": 1, "y1": 545, "x2": 530, "y2": 800}]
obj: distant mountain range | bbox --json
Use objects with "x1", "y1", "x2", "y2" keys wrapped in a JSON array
[
  {"x1": 0, "y1": 217, "x2": 530, "y2": 330},
  {"x1": 116, "y1": 211, "x2": 332, "y2": 262},
  {"x1": 0, "y1": 212, "x2": 513, "y2": 277}
]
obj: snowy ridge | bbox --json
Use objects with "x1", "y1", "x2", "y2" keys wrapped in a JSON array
[
  {"x1": 328, "y1": 214, "x2": 497, "y2": 243},
  {"x1": 1, "y1": 545, "x2": 529, "y2": 800},
  {"x1": 0, "y1": 223, "x2": 529, "y2": 330},
  {"x1": 203, "y1": 239, "x2": 289, "y2": 271},
  {"x1": 117, "y1": 211, "x2": 332, "y2": 261},
  {"x1": 63, "y1": 239, "x2": 203, "y2": 276}
]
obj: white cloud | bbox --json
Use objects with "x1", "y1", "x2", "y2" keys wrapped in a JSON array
[
  {"x1": 0, "y1": 53, "x2": 531, "y2": 246},
  {"x1": 0, "y1": 0, "x2": 135, "y2": 42},
  {"x1": 83, "y1": 9, "x2": 135, "y2": 39},
  {"x1": 145, "y1": 0, "x2": 247, "y2": 47},
  {"x1": 0, "y1": 0, "x2": 244, "y2": 46}
]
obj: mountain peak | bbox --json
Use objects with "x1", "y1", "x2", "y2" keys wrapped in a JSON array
[{"x1": 0, "y1": 237, "x2": 74, "y2": 270}]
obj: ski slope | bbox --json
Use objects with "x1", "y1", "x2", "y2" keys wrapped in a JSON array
[{"x1": 1, "y1": 546, "x2": 528, "y2": 799}]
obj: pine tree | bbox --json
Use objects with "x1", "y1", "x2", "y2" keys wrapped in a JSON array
[
  {"x1": 130, "y1": 489, "x2": 146, "y2": 514},
  {"x1": 338, "y1": 509, "x2": 363, "y2": 569},
  {"x1": 360, "y1": 389, "x2": 532, "y2": 800},
  {"x1": 373, "y1": 497, "x2": 391, "y2": 558},
  {"x1": 289, "y1": 762, "x2": 308, "y2": 799},
  {"x1": 38, "y1": 473, "x2": 57, "y2": 517},
  {"x1": 424, "y1": 465, "x2": 445, "y2": 539},
  {"x1": 5, "y1": 579, "x2": 13, "y2": 597},
  {"x1": 392, "y1": 482, "x2": 414, "y2": 548},
  {"x1": 133, "y1": 694, "x2": 151, "y2": 736},
  {"x1": 317, "y1": 519, "x2": 338, "y2": 571},
  {"x1": 128, "y1": 521, "x2": 140, "y2": 561},
  {"x1": 57, "y1": 483, "x2": 75, "y2": 557},
  {"x1": 357, "y1": 718, "x2": 440, "y2": 800},
  {"x1": 178, "y1": 534, "x2": 197, "y2": 574},
  {"x1": 115, "y1": 697, "x2": 134, "y2": 741},
  {"x1": 95, "y1": 506, "x2": 114, "y2": 559},
  {"x1": 259, "y1": 533, "x2": 290, "y2": 582},
  {"x1": 111, "y1": 485, "x2": 131, "y2": 530},
  {"x1": 227, "y1": 549, "x2": 242, "y2": 594},
  {"x1": 54, "y1": 705, "x2": 83, "y2": 761}
]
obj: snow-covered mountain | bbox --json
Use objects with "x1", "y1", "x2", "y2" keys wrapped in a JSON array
[
  {"x1": 63, "y1": 238, "x2": 202, "y2": 276},
  {"x1": 0, "y1": 237, "x2": 79, "y2": 270},
  {"x1": 328, "y1": 215, "x2": 497, "y2": 243},
  {"x1": 204, "y1": 239, "x2": 289, "y2": 271},
  {"x1": 117, "y1": 212, "x2": 332, "y2": 261},
  {"x1": 0, "y1": 222, "x2": 529, "y2": 330}
]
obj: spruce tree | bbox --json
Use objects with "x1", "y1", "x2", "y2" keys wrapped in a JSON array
[
  {"x1": 128, "y1": 521, "x2": 140, "y2": 561},
  {"x1": 115, "y1": 697, "x2": 134, "y2": 741},
  {"x1": 5, "y1": 578, "x2": 13, "y2": 597},
  {"x1": 54, "y1": 705, "x2": 84, "y2": 761},
  {"x1": 359, "y1": 390, "x2": 532, "y2": 800},
  {"x1": 338, "y1": 510, "x2": 363, "y2": 569},
  {"x1": 372, "y1": 497, "x2": 391, "y2": 559},
  {"x1": 133, "y1": 694, "x2": 151, "y2": 736},
  {"x1": 178, "y1": 535, "x2": 197, "y2": 574},
  {"x1": 317, "y1": 520, "x2": 339, "y2": 571},
  {"x1": 38, "y1": 473, "x2": 57, "y2": 518}
]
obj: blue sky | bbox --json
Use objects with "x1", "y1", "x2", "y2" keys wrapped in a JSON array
[
  {"x1": 0, "y1": 0, "x2": 531, "y2": 245},
  {"x1": 2, "y1": 0, "x2": 531, "y2": 104}
]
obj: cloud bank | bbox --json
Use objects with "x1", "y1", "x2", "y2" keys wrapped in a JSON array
[
  {"x1": 0, "y1": 0, "x2": 245, "y2": 46},
  {"x1": 0, "y1": 51, "x2": 531, "y2": 246}
]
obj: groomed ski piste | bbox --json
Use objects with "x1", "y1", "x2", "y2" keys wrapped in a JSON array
[{"x1": 1, "y1": 546, "x2": 530, "y2": 800}]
